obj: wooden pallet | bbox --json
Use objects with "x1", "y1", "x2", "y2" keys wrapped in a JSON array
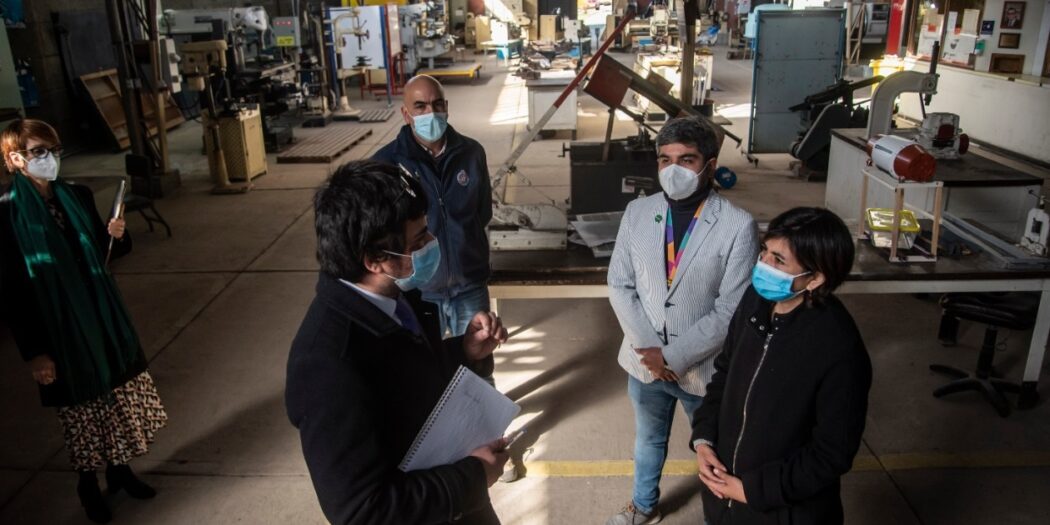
[
  {"x1": 276, "y1": 127, "x2": 373, "y2": 164},
  {"x1": 356, "y1": 109, "x2": 396, "y2": 123}
]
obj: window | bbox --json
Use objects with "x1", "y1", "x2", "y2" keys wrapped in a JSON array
[{"x1": 907, "y1": 0, "x2": 985, "y2": 67}]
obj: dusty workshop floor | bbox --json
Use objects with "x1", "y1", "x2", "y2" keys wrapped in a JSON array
[{"x1": 2, "y1": 47, "x2": 1050, "y2": 524}]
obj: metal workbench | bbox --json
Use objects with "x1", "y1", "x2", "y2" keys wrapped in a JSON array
[{"x1": 489, "y1": 242, "x2": 1050, "y2": 408}]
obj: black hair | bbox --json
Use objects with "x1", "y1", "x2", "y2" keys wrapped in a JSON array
[
  {"x1": 314, "y1": 160, "x2": 428, "y2": 282},
  {"x1": 655, "y1": 116, "x2": 720, "y2": 162},
  {"x1": 764, "y1": 207, "x2": 855, "y2": 304}
]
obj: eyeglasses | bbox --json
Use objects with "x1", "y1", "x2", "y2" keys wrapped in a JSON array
[
  {"x1": 396, "y1": 164, "x2": 417, "y2": 200},
  {"x1": 18, "y1": 145, "x2": 63, "y2": 160}
]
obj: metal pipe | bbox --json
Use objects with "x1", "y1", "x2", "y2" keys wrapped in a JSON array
[
  {"x1": 680, "y1": 0, "x2": 697, "y2": 106},
  {"x1": 105, "y1": 0, "x2": 146, "y2": 156},
  {"x1": 148, "y1": 0, "x2": 169, "y2": 175}
]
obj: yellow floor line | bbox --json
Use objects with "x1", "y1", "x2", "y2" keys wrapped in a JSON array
[{"x1": 518, "y1": 452, "x2": 1050, "y2": 478}]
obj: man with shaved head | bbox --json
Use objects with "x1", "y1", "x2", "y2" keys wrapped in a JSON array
[{"x1": 373, "y1": 75, "x2": 495, "y2": 373}]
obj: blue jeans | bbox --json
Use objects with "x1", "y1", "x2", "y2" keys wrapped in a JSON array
[
  {"x1": 427, "y1": 285, "x2": 491, "y2": 338},
  {"x1": 627, "y1": 375, "x2": 704, "y2": 515}
]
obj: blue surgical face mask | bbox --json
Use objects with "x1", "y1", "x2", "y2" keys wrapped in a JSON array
[
  {"x1": 384, "y1": 239, "x2": 441, "y2": 291},
  {"x1": 412, "y1": 112, "x2": 448, "y2": 143},
  {"x1": 751, "y1": 260, "x2": 811, "y2": 302}
]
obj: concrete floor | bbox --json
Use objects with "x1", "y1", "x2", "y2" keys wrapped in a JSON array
[{"x1": 2, "y1": 49, "x2": 1050, "y2": 524}]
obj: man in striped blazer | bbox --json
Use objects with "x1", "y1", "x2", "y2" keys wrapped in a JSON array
[{"x1": 606, "y1": 117, "x2": 759, "y2": 525}]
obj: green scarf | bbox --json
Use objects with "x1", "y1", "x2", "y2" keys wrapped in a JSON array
[{"x1": 9, "y1": 173, "x2": 141, "y2": 405}]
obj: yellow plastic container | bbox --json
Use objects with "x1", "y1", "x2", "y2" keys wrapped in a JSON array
[{"x1": 866, "y1": 208, "x2": 921, "y2": 249}]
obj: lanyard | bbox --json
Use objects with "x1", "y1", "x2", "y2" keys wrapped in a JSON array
[{"x1": 666, "y1": 202, "x2": 705, "y2": 287}]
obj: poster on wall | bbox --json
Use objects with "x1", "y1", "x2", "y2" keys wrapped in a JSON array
[
  {"x1": 961, "y1": 9, "x2": 980, "y2": 35},
  {"x1": 917, "y1": 10, "x2": 943, "y2": 56},
  {"x1": 980, "y1": 20, "x2": 995, "y2": 35},
  {"x1": 1001, "y1": 1, "x2": 1026, "y2": 30},
  {"x1": 942, "y1": 33, "x2": 977, "y2": 63}
]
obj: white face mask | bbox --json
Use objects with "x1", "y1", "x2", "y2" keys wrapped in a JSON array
[
  {"x1": 19, "y1": 152, "x2": 59, "y2": 182},
  {"x1": 659, "y1": 163, "x2": 708, "y2": 200}
]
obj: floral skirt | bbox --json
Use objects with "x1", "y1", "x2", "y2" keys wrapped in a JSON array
[{"x1": 55, "y1": 371, "x2": 168, "y2": 471}]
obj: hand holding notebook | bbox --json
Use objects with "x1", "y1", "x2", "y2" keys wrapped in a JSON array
[{"x1": 399, "y1": 366, "x2": 522, "y2": 472}]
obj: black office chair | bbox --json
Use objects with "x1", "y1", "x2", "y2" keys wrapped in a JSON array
[{"x1": 932, "y1": 292, "x2": 1039, "y2": 417}]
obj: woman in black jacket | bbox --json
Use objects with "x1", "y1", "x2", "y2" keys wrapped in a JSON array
[
  {"x1": 691, "y1": 207, "x2": 872, "y2": 525},
  {"x1": 1, "y1": 119, "x2": 166, "y2": 524}
]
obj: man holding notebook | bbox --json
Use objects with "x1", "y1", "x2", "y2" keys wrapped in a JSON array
[{"x1": 286, "y1": 161, "x2": 510, "y2": 524}]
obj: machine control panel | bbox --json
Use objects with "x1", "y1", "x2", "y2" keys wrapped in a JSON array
[{"x1": 273, "y1": 16, "x2": 301, "y2": 47}]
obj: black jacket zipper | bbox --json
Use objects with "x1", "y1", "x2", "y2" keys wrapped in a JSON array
[{"x1": 728, "y1": 331, "x2": 774, "y2": 508}]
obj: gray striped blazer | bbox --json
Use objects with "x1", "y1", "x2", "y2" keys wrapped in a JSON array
[{"x1": 608, "y1": 191, "x2": 759, "y2": 396}]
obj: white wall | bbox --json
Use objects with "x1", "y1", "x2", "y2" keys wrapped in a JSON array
[
  {"x1": 1033, "y1": 0, "x2": 1050, "y2": 75},
  {"x1": 973, "y1": 0, "x2": 1047, "y2": 75},
  {"x1": 898, "y1": 63, "x2": 1050, "y2": 163}
]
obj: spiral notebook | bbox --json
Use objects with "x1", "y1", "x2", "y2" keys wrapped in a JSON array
[{"x1": 399, "y1": 366, "x2": 521, "y2": 472}]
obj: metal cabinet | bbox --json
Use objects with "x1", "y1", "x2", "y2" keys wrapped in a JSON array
[{"x1": 204, "y1": 108, "x2": 267, "y2": 182}]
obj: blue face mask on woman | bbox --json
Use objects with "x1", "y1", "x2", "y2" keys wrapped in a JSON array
[
  {"x1": 751, "y1": 260, "x2": 811, "y2": 302},
  {"x1": 412, "y1": 112, "x2": 448, "y2": 143},
  {"x1": 384, "y1": 239, "x2": 441, "y2": 291}
]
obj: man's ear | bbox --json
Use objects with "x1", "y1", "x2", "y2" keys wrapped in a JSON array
[
  {"x1": 401, "y1": 106, "x2": 413, "y2": 126},
  {"x1": 363, "y1": 253, "x2": 386, "y2": 275}
]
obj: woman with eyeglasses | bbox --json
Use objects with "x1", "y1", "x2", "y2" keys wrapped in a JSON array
[
  {"x1": 0, "y1": 119, "x2": 166, "y2": 524},
  {"x1": 690, "y1": 207, "x2": 872, "y2": 525}
]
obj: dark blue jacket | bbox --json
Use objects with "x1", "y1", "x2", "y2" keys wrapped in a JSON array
[
  {"x1": 373, "y1": 124, "x2": 492, "y2": 301},
  {"x1": 285, "y1": 273, "x2": 498, "y2": 524}
]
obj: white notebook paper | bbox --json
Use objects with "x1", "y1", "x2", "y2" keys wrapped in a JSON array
[{"x1": 399, "y1": 366, "x2": 521, "y2": 472}]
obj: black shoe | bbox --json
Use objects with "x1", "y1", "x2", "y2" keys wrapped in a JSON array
[
  {"x1": 106, "y1": 464, "x2": 157, "y2": 499},
  {"x1": 77, "y1": 471, "x2": 112, "y2": 524}
]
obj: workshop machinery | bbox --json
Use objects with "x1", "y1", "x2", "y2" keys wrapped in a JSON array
[
  {"x1": 571, "y1": 53, "x2": 740, "y2": 214},
  {"x1": 162, "y1": 6, "x2": 299, "y2": 151},
  {"x1": 915, "y1": 112, "x2": 969, "y2": 160},
  {"x1": 178, "y1": 39, "x2": 254, "y2": 195},
  {"x1": 825, "y1": 51, "x2": 941, "y2": 219},
  {"x1": 401, "y1": 1, "x2": 455, "y2": 72},
  {"x1": 632, "y1": 50, "x2": 713, "y2": 121},
  {"x1": 789, "y1": 76, "x2": 882, "y2": 180},
  {"x1": 300, "y1": 3, "x2": 336, "y2": 126},
  {"x1": 488, "y1": 11, "x2": 640, "y2": 251},
  {"x1": 329, "y1": 4, "x2": 403, "y2": 104},
  {"x1": 330, "y1": 6, "x2": 373, "y2": 119}
]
